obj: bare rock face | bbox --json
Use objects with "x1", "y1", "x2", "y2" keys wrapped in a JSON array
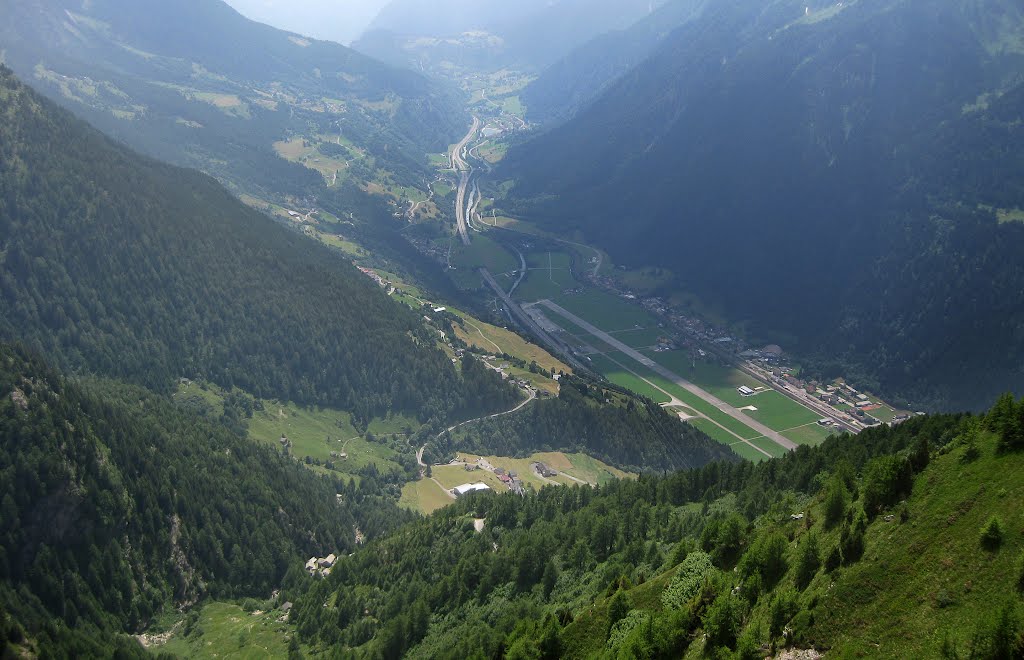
[
  {"x1": 773, "y1": 650, "x2": 823, "y2": 660},
  {"x1": 10, "y1": 388, "x2": 28, "y2": 410}
]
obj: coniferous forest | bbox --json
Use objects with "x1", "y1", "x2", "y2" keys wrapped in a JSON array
[
  {"x1": 0, "y1": 66, "x2": 516, "y2": 426},
  {"x1": 2, "y1": 0, "x2": 1024, "y2": 658}
]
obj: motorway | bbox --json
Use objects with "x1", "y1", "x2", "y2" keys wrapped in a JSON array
[
  {"x1": 449, "y1": 117, "x2": 587, "y2": 372},
  {"x1": 535, "y1": 299, "x2": 799, "y2": 452},
  {"x1": 444, "y1": 114, "x2": 842, "y2": 453},
  {"x1": 479, "y1": 269, "x2": 587, "y2": 372},
  {"x1": 451, "y1": 117, "x2": 480, "y2": 246}
]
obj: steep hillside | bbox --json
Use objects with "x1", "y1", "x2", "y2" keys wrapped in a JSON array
[
  {"x1": 0, "y1": 65, "x2": 517, "y2": 424},
  {"x1": 286, "y1": 399, "x2": 1024, "y2": 658},
  {"x1": 0, "y1": 343, "x2": 413, "y2": 657},
  {"x1": 521, "y1": 0, "x2": 709, "y2": 125},
  {"x1": 504, "y1": 0, "x2": 1024, "y2": 410},
  {"x1": 0, "y1": 0, "x2": 463, "y2": 193},
  {"x1": 355, "y1": 0, "x2": 667, "y2": 72},
  {"x1": 223, "y1": 0, "x2": 388, "y2": 45},
  {"x1": 428, "y1": 374, "x2": 737, "y2": 473}
]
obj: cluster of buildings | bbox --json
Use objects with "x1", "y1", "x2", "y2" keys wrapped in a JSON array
[
  {"x1": 455, "y1": 458, "x2": 527, "y2": 495},
  {"x1": 494, "y1": 467, "x2": 526, "y2": 495},
  {"x1": 305, "y1": 553, "x2": 336, "y2": 578},
  {"x1": 357, "y1": 266, "x2": 389, "y2": 289}
]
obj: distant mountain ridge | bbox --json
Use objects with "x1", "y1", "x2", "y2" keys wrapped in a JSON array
[
  {"x1": 0, "y1": 0, "x2": 463, "y2": 194},
  {"x1": 354, "y1": 0, "x2": 668, "y2": 72},
  {"x1": 521, "y1": 0, "x2": 710, "y2": 125},
  {"x1": 504, "y1": 0, "x2": 1024, "y2": 410}
]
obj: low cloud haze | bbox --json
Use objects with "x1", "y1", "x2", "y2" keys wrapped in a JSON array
[{"x1": 223, "y1": 0, "x2": 390, "y2": 44}]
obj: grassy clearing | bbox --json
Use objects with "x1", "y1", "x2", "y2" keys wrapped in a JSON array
[
  {"x1": 554, "y1": 289, "x2": 658, "y2": 332},
  {"x1": 247, "y1": 400, "x2": 412, "y2": 476},
  {"x1": 540, "y1": 313, "x2": 615, "y2": 353},
  {"x1": 640, "y1": 370, "x2": 762, "y2": 440},
  {"x1": 513, "y1": 260, "x2": 579, "y2": 301},
  {"x1": 500, "y1": 95, "x2": 525, "y2": 116},
  {"x1": 996, "y1": 207, "x2": 1024, "y2": 224},
  {"x1": 782, "y1": 423, "x2": 835, "y2": 446},
  {"x1": 400, "y1": 450, "x2": 632, "y2": 515},
  {"x1": 273, "y1": 137, "x2": 349, "y2": 184},
  {"x1": 452, "y1": 235, "x2": 519, "y2": 274},
  {"x1": 610, "y1": 326, "x2": 669, "y2": 349},
  {"x1": 688, "y1": 418, "x2": 742, "y2": 446},
  {"x1": 744, "y1": 391, "x2": 821, "y2": 430},
  {"x1": 478, "y1": 141, "x2": 509, "y2": 163},
  {"x1": 588, "y1": 353, "x2": 671, "y2": 404},
  {"x1": 399, "y1": 479, "x2": 455, "y2": 515},
  {"x1": 642, "y1": 351, "x2": 821, "y2": 432},
  {"x1": 561, "y1": 452, "x2": 634, "y2": 485},
  {"x1": 747, "y1": 436, "x2": 789, "y2": 458},
  {"x1": 453, "y1": 452, "x2": 633, "y2": 491},
  {"x1": 450, "y1": 313, "x2": 571, "y2": 375},
  {"x1": 640, "y1": 352, "x2": 761, "y2": 405},
  {"x1": 431, "y1": 464, "x2": 510, "y2": 492},
  {"x1": 729, "y1": 441, "x2": 770, "y2": 463},
  {"x1": 586, "y1": 349, "x2": 763, "y2": 444},
  {"x1": 317, "y1": 232, "x2": 369, "y2": 257},
  {"x1": 158, "y1": 602, "x2": 297, "y2": 659},
  {"x1": 525, "y1": 251, "x2": 573, "y2": 269}
]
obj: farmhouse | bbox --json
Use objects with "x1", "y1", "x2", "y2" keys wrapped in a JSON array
[{"x1": 533, "y1": 462, "x2": 558, "y2": 478}]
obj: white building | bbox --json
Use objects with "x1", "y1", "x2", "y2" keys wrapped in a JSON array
[{"x1": 453, "y1": 483, "x2": 491, "y2": 498}]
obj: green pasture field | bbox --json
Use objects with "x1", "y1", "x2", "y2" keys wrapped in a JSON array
[
  {"x1": 748, "y1": 436, "x2": 789, "y2": 458},
  {"x1": 728, "y1": 441, "x2": 770, "y2": 463},
  {"x1": 553, "y1": 289, "x2": 658, "y2": 332},
  {"x1": 641, "y1": 350, "x2": 821, "y2": 432},
  {"x1": 587, "y1": 353, "x2": 672, "y2": 404},
  {"x1": 159, "y1": 601, "x2": 297, "y2": 659},
  {"x1": 610, "y1": 326, "x2": 669, "y2": 349},
  {"x1": 452, "y1": 235, "x2": 519, "y2": 274},
  {"x1": 743, "y1": 391, "x2": 821, "y2": 430},
  {"x1": 782, "y1": 423, "x2": 835, "y2": 446},
  {"x1": 399, "y1": 479, "x2": 455, "y2": 514},
  {"x1": 687, "y1": 418, "x2": 745, "y2": 448},
  {"x1": 513, "y1": 265, "x2": 578, "y2": 302},
  {"x1": 525, "y1": 251, "x2": 573, "y2": 269}
]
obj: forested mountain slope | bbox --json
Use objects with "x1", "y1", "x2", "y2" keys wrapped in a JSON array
[
  {"x1": 521, "y1": 0, "x2": 708, "y2": 125},
  {"x1": 0, "y1": 0, "x2": 462, "y2": 193},
  {"x1": 504, "y1": 0, "x2": 1024, "y2": 410},
  {"x1": 290, "y1": 396, "x2": 1024, "y2": 658},
  {"x1": 0, "y1": 66, "x2": 517, "y2": 424},
  {"x1": 428, "y1": 375, "x2": 736, "y2": 473},
  {"x1": 0, "y1": 343, "x2": 414, "y2": 657},
  {"x1": 355, "y1": 0, "x2": 666, "y2": 72}
]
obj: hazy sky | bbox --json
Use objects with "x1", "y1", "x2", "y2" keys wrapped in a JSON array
[{"x1": 223, "y1": 0, "x2": 391, "y2": 45}]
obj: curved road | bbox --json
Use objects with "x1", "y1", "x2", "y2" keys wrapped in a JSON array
[{"x1": 452, "y1": 117, "x2": 480, "y2": 246}]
